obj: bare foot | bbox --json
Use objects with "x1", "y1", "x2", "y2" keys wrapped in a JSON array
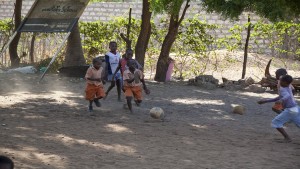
[{"x1": 276, "y1": 138, "x2": 292, "y2": 143}]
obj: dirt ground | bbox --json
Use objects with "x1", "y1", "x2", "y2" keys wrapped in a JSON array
[{"x1": 0, "y1": 72, "x2": 300, "y2": 169}]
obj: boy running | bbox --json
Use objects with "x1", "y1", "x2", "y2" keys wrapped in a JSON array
[
  {"x1": 272, "y1": 68, "x2": 295, "y2": 114},
  {"x1": 123, "y1": 59, "x2": 149, "y2": 113},
  {"x1": 105, "y1": 41, "x2": 122, "y2": 101},
  {"x1": 85, "y1": 58, "x2": 106, "y2": 112},
  {"x1": 258, "y1": 75, "x2": 300, "y2": 142}
]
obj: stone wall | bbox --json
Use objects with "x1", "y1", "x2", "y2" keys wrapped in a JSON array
[{"x1": 0, "y1": 0, "x2": 270, "y2": 53}]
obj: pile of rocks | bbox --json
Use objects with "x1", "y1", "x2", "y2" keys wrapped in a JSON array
[
  {"x1": 188, "y1": 75, "x2": 219, "y2": 90},
  {"x1": 220, "y1": 77, "x2": 266, "y2": 93}
]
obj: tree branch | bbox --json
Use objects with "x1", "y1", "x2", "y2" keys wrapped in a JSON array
[
  {"x1": 178, "y1": 0, "x2": 191, "y2": 24},
  {"x1": 120, "y1": 33, "x2": 132, "y2": 49}
]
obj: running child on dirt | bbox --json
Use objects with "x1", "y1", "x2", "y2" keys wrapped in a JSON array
[
  {"x1": 123, "y1": 59, "x2": 149, "y2": 113},
  {"x1": 272, "y1": 68, "x2": 295, "y2": 114},
  {"x1": 258, "y1": 75, "x2": 300, "y2": 142},
  {"x1": 85, "y1": 58, "x2": 106, "y2": 112},
  {"x1": 104, "y1": 41, "x2": 122, "y2": 101},
  {"x1": 111, "y1": 49, "x2": 149, "y2": 104}
]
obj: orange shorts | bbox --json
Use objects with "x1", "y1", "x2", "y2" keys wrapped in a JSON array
[
  {"x1": 272, "y1": 102, "x2": 283, "y2": 111},
  {"x1": 124, "y1": 86, "x2": 142, "y2": 101},
  {"x1": 85, "y1": 83, "x2": 105, "y2": 101}
]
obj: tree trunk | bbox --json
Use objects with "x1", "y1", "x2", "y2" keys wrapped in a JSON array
[
  {"x1": 64, "y1": 22, "x2": 86, "y2": 67},
  {"x1": 154, "y1": 15, "x2": 179, "y2": 82},
  {"x1": 135, "y1": 0, "x2": 152, "y2": 67},
  {"x1": 154, "y1": 0, "x2": 190, "y2": 82},
  {"x1": 29, "y1": 33, "x2": 36, "y2": 63},
  {"x1": 242, "y1": 15, "x2": 251, "y2": 79},
  {"x1": 9, "y1": 0, "x2": 22, "y2": 68}
]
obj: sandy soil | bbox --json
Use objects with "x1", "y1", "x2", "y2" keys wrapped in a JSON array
[{"x1": 0, "y1": 72, "x2": 300, "y2": 169}]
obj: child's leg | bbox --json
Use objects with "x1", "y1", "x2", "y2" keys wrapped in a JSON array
[
  {"x1": 116, "y1": 78, "x2": 122, "y2": 101},
  {"x1": 94, "y1": 86, "x2": 106, "y2": 107},
  {"x1": 86, "y1": 84, "x2": 96, "y2": 112},
  {"x1": 276, "y1": 128, "x2": 291, "y2": 142},
  {"x1": 105, "y1": 81, "x2": 115, "y2": 98},
  {"x1": 124, "y1": 87, "x2": 134, "y2": 112},
  {"x1": 272, "y1": 109, "x2": 293, "y2": 141},
  {"x1": 126, "y1": 96, "x2": 133, "y2": 113},
  {"x1": 89, "y1": 100, "x2": 93, "y2": 112}
]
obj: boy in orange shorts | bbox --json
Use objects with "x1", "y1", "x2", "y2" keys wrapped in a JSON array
[
  {"x1": 85, "y1": 58, "x2": 106, "y2": 112},
  {"x1": 123, "y1": 59, "x2": 149, "y2": 113}
]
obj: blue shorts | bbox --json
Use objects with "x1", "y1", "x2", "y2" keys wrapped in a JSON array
[
  {"x1": 272, "y1": 106, "x2": 300, "y2": 128},
  {"x1": 107, "y1": 73, "x2": 122, "y2": 82}
]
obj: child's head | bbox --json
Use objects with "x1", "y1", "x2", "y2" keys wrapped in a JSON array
[
  {"x1": 280, "y1": 75, "x2": 293, "y2": 87},
  {"x1": 92, "y1": 58, "x2": 102, "y2": 70},
  {"x1": 0, "y1": 156, "x2": 14, "y2": 169},
  {"x1": 127, "y1": 59, "x2": 137, "y2": 72},
  {"x1": 275, "y1": 68, "x2": 287, "y2": 80},
  {"x1": 109, "y1": 41, "x2": 118, "y2": 52},
  {"x1": 125, "y1": 49, "x2": 133, "y2": 60}
]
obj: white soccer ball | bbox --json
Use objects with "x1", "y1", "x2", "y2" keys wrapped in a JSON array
[{"x1": 150, "y1": 107, "x2": 164, "y2": 119}]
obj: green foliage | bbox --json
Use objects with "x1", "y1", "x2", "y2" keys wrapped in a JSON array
[
  {"x1": 0, "y1": 19, "x2": 13, "y2": 36},
  {"x1": 217, "y1": 24, "x2": 243, "y2": 52},
  {"x1": 150, "y1": 0, "x2": 185, "y2": 15},
  {"x1": 79, "y1": 17, "x2": 141, "y2": 60},
  {"x1": 251, "y1": 21, "x2": 300, "y2": 59},
  {"x1": 202, "y1": 0, "x2": 300, "y2": 22},
  {"x1": 171, "y1": 16, "x2": 218, "y2": 79},
  {"x1": 36, "y1": 57, "x2": 62, "y2": 74}
]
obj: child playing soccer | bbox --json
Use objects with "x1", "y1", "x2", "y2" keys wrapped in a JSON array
[
  {"x1": 85, "y1": 58, "x2": 106, "y2": 112},
  {"x1": 272, "y1": 68, "x2": 295, "y2": 114},
  {"x1": 105, "y1": 41, "x2": 122, "y2": 101},
  {"x1": 123, "y1": 59, "x2": 149, "y2": 113},
  {"x1": 258, "y1": 75, "x2": 300, "y2": 142}
]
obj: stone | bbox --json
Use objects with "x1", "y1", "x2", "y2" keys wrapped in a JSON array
[
  {"x1": 233, "y1": 105, "x2": 245, "y2": 115},
  {"x1": 245, "y1": 84, "x2": 266, "y2": 93}
]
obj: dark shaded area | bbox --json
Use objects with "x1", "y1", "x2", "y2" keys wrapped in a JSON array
[{"x1": 58, "y1": 65, "x2": 90, "y2": 77}]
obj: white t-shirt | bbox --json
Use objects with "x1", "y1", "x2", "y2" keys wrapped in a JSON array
[{"x1": 105, "y1": 52, "x2": 121, "y2": 74}]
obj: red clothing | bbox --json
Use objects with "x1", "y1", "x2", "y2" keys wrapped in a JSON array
[{"x1": 120, "y1": 58, "x2": 127, "y2": 75}]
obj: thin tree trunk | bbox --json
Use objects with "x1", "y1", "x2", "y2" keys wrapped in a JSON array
[
  {"x1": 120, "y1": 8, "x2": 132, "y2": 50},
  {"x1": 154, "y1": 15, "x2": 179, "y2": 82},
  {"x1": 135, "y1": 0, "x2": 152, "y2": 67},
  {"x1": 9, "y1": 0, "x2": 22, "y2": 68},
  {"x1": 242, "y1": 15, "x2": 251, "y2": 79},
  {"x1": 64, "y1": 22, "x2": 86, "y2": 67},
  {"x1": 29, "y1": 33, "x2": 36, "y2": 63},
  {"x1": 154, "y1": 0, "x2": 190, "y2": 82}
]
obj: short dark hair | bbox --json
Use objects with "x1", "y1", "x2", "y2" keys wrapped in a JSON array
[
  {"x1": 126, "y1": 48, "x2": 133, "y2": 53},
  {"x1": 92, "y1": 58, "x2": 101, "y2": 64},
  {"x1": 275, "y1": 68, "x2": 287, "y2": 80},
  {"x1": 0, "y1": 155, "x2": 14, "y2": 169},
  {"x1": 127, "y1": 59, "x2": 137, "y2": 68},
  {"x1": 280, "y1": 75, "x2": 293, "y2": 84},
  {"x1": 109, "y1": 41, "x2": 117, "y2": 46}
]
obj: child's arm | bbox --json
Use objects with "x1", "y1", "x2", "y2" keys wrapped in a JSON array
[
  {"x1": 258, "y1": 96, "x2": 281, "y2": 104},
  {"x1": 139, "y1": 71, "x2": 150, "y2": 94},
  {"x1": 123, "y1": 71, "x2": 135, "y2": 84},
  {"x1": 87, "y1": 77, "x2": 101, "y2": 82},
  {"x1": 141, "y1": 78, "x2": 150, "y2": 94},
  {"x1": 258, "y1": 90, "x2": 290, "y2": 104}
]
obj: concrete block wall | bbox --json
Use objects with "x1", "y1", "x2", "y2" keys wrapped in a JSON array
[{"x1": 0, "y1": 0, "x2": 270, "y2": 54}]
